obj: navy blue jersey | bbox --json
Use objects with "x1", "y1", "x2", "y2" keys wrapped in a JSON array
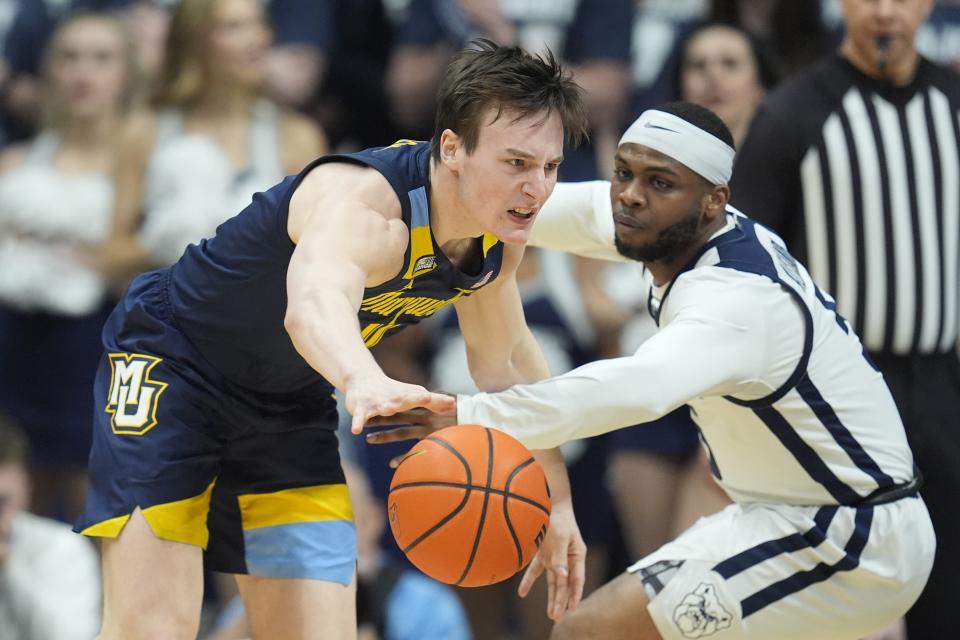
[{"x1": 166, "y1": 140, "x2": 504, "y2": 394}]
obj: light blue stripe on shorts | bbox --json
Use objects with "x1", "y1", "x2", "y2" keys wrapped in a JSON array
[{"x1": 244, "y1": 520, "x2": 357, "y2": 584}]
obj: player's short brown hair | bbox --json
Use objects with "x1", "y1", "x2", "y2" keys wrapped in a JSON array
[{"x1": 431, "y1": 39, "x2": 588, "y2": 162}]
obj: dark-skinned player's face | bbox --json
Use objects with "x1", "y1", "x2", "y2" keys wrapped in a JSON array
[{"x1": 609, "y1": 143, "x2": 713, "y2": 263}]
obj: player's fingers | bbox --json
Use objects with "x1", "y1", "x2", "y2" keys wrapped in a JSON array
[
  {"x1": 517, "y1": 555, "x2": 545, "y2": 598},
  {"x1": 350, "y1": 410, "x2": 368, "y2": 435},
  {"x1": 364, "y1": 414, "x2": 414, "y2": 428},
  {"x1": 387, "y1": 391, "x2": 454, "y2": 416},
  {"x1": 549, "y1": 564, "x2": 569, "y2": 621},
  {"x1": 568, "y1": 556, "x2": 585, "y2": 610},
  {"x1": 545, "y1": 563, "x2": 560, "y2": 620},
  {"x1": 366, "y1": 426, "x2": 430, "y2": 444}
]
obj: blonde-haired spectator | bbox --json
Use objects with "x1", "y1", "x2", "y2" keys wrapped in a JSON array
[{"x1": 100, "y1": 0, "x2": 327, "y2": 285}]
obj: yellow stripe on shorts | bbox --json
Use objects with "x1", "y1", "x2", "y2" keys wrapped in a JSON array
[
  {"x1": 81, "y1": 514, "x2": 131, "y2": 538},
  {"x1": 81, "y1": 481, "x2": 216, "y2": 548},
  {"x1": 141, "y1": 481, "x2": 216, "y2": 547},
  {"x1": 238, "y1": 484, "x2": 353, "y2": 530}
]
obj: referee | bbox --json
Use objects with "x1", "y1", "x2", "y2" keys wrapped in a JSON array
[{"x1": 730, "y1": 0, "x2": 959, "y2": 637}]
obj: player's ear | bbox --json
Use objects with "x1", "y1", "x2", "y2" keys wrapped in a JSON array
[
  {"x1": 703, "y1": 184, "x2": 730, "y2": 220},
  {"x1": 439, "y1": 129, "x2": 462, "y2": 171}
]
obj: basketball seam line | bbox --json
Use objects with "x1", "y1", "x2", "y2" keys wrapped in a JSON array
[
  {"x1": 389, "y1": 479, "x2": 549, "y2": 515},
  {"x1": 456, "y1": 428, "x2": 495, "y2": 585},
  {"x1": 503, "y1": 457, "x2": 537, "y2": 569},
  {"x1": 400, "y1": 437, "x2": 473, "y2": 555}
]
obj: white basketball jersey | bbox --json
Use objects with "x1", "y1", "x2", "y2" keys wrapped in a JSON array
[{"x1": 685, "y1": 209, "x2": 914, "y2": 505}]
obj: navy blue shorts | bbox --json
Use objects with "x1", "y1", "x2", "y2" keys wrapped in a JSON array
[{"x1": 75, "y1": 272, "x2": 356, "y2": 584}]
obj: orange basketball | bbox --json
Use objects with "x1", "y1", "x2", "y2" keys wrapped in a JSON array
[{"x1": 387, "y1": 424, "x2": 551, "y2": 587}]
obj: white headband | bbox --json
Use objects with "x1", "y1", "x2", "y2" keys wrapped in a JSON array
[{"x1": 618, "y1": 109, "x2": 735, "y2": 185}]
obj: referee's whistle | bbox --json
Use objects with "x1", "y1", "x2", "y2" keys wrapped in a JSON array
[{"x1": 875, "y1": 34, "x2": 892, "y2": 72}]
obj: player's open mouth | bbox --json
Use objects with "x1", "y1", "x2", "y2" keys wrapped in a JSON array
[{"x1": 509, "y1": 208, "x2": 535, "y2": 220}]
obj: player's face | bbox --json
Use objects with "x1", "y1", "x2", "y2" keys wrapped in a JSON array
[
  {"x1": 454, "y1": 108, "x2": 565, "y2": 245},
  {"x1": 681, "y1": 26, "x2": 764, "y2": 134},
  {"x1": 609, "y1": 144, "x2": 713, "y2": 263},
  {"x1": 207, "y1": 0, "x2": 271, "y2": 87},
  {"x1": 49, "y1": 18, "x2": 129, "y2": 120},
  {"x1": 840, "y1": 0, "x2": 933, "y2": 72}
]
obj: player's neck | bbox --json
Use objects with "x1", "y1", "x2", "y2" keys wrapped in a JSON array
[{"x1": 428, "y1": 158, "x2": 485, "y2": 249}]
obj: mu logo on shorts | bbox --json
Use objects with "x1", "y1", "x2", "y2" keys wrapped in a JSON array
[
  {"x1": 673, "y1": 582, "x2": 733, "y2": 638},
  {"x1": 105, "y1": 353, "x2": 169, "y2": 436}
]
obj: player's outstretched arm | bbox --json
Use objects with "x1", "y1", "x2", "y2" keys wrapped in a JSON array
[
  {"x1": 285, "y1": 166, "x2": 454, "y2": 433},
  {"x1": 457, "y1": 273, "x2": 778, "y2": 450}
]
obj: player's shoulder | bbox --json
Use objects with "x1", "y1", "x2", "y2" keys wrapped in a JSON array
[
  {"x1": 288, "y1": 155, "x2": 404, "y2": 242},
  {"x1": 298, "y1": 156, "x2": 398, "y2": 206},
  {"x1": 674, "y1": 260, "x2": 781, "y2": 306},
  {"x1": 665, "y1": 266, "x2": 785, "y2": 335}
]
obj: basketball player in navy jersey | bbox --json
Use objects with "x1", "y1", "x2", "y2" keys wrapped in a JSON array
[
  {"x1": 75, "y1": 41, "x2": 589, "y2": 639},
  {"x1": 368, "y1": 102, "x2": 935, "y2": 640}
]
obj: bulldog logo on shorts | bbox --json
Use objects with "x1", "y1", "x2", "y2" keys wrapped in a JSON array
[{"x1": 673, "y1": 582, "x2": 732, "y2": 638}]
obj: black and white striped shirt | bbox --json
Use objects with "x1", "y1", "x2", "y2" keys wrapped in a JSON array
[{"x1": 731, "y1": 53, "x2": 960, "y2": 355}]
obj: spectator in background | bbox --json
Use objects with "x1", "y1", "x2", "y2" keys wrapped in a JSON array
[
  {"x1": 262, "y1": 0, "x2": 335, "y2": 110},
  {"x1": 708, "y1": 0, "x2": 833, "y2": 78},
  {"x1": 386, "y1": 0, "x2": 633, "y2": 179},
  {"x1": 628, "y1": 0, "x2": 708, "y2": 115},
  {"x1": 314, "y1": 0, "x2": 401, "y2": 151},
  {"x1": 0, "y1": 0, "x2": 114, "y2": 142},
  {"x1": 0, "y1": 10, "x2": 134, "y2": 520},
  {"x1": 676, "y1": 22, "x2": 776, "y2": 146},
  {"x1": 98, "y1": 0, "x2": 326, "y2": 285},
  {"x1": 730, "y1": 1, "x2": 959, "y2": 638},
  {"x1": 0, "y1": 414, "x2": 101, "y2": 639},
  {"x1": 106, "y1": 0, "x2": 334, "y2": 110}
]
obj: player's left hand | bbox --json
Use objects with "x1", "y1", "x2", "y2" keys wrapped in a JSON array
[{"x1": 518, "y1": 500, "x2": 586, "y2": 621}]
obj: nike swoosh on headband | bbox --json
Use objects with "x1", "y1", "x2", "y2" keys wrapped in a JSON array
[{"x1": 643, "y1": 122, "x2": 678, "y2": 133}]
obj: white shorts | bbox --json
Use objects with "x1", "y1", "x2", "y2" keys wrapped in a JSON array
[{"x1": 627, "y1": 497, "x2": 934, "y2": 640}]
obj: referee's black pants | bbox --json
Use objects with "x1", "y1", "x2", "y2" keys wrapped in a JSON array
[{"x1": 871, "y1": 351, "x2": 960, "y2": 639}]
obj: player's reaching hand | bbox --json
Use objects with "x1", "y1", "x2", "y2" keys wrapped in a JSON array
[
  {"x1": 346, "y1": 374, "x2": 455, "y2": 435},
  {"x1": 364, "y1": 404, "x2": 459, "y2": 444},
  {"x1": 518, "y1": 500, "x2": 586, "y2": 621}
]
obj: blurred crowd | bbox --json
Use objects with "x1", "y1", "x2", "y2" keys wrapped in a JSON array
[{"x1": 0, "y1": 0, "x2": 958, "y2": 638}]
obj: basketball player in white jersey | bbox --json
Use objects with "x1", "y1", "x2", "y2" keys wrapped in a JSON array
[{"x1": 367, "y1": 102, "x2": 935, "y2": 639}]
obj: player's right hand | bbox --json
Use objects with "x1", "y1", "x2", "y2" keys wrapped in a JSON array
[{"x1": 345, "y1": 375, "x2": 455, "y2": 436}]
